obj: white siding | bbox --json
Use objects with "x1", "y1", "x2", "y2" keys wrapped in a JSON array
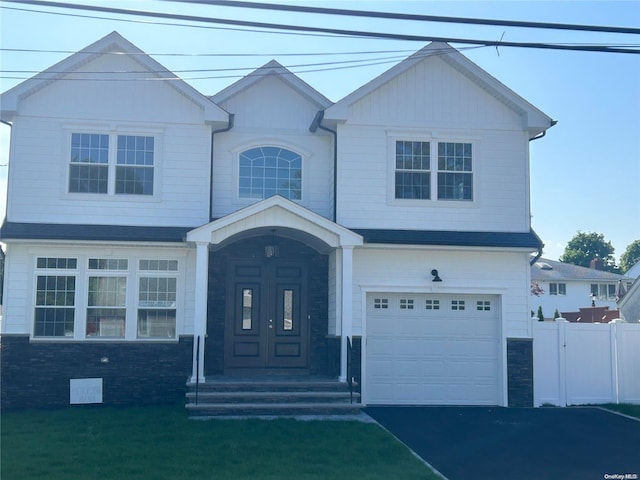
[
  {"x1": 335, "y1": 55, "x2": 531, "y2": 232},
  {"x1": 7, "y1": 53, "x2": 212, "y2": 227},
  {"x1": 211, "y1": 75, "x2": 334, "y2": 220},
  {"x1": 353, "y1": 247, "x2": 532, "y2": 339},
  {"x1": 1, "y1": 243, "x2": 191, "y2": 337}
]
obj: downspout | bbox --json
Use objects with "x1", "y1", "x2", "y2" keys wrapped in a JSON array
[
  {"x1": 528, "y1": 120, "x2": 556, "y2": 264},
  {"x1": 1, "y1": 120, "x2": 12, "y2": 224},
  {"x1": 209, "y1": 114, "x2": 234, "y2": 222},
  {"x1": 309, "y1": 110, "x2": 337, "y2": 221}
]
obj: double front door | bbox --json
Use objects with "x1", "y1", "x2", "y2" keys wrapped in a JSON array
[{"x1": 224, "y1": 258, "x2": 309, "y2": 371}]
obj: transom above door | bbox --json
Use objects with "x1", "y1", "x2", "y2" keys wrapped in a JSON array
[{"x1": 224, "y1": 258, "x2": 309, "y2": 371}]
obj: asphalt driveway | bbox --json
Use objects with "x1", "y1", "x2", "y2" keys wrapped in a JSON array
[{"x1": 365, "y1": 406, "x2": 640, "y2": 480}]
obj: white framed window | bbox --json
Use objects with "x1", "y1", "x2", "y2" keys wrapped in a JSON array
[
  {"x1": 86, "y1": 259, "x2": 128, "y2": 338},
  {"x1": 68, "y1": 132, "x2": 156, "y2": 196},
  {"x1": 395, "y1": 141, "x2": 430, "y2": 199},
  {"x1": 32, "y1": 253, "x2": 181, "y2": 341},
  {"x1": 549, "y1": 283, "x2": 566, "y2": 296},
  {"x1": 34, "y1": 257, "x2": 78, "y2": 338},
  {"x1": 437, "y1": 142, "x2": 473, "y2": 201},
  {"x1": 239, "y1": 146, "x2": 302, "y2": 200},
  {"x1": 392, "y1": 139, "x2": 475, "y2": 202},
  {"x1": 137, "y1": 259, "x2": 178, "y2": 338}
]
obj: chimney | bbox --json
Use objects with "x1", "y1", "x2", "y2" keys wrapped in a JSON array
[{"x1": 590, "y1": 256, "x2": 604, "y2": 270}]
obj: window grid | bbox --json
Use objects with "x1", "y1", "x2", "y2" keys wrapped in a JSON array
[
  {"x1": 139, "y1": 259, "x2": 178, "y2": 272},
  {"x1": 437, "y1": 142, "x2": 473, "y2": 201},
  {"x1": 451, "y1": 300, "x2": 466, "y2": 311},
  {"x1": 138, "y1": 276, "x2": 177, "y2": 338},
  {"x1": 395, "y1": 141, "x2": 430, "y2": 199},
  {"x1": 89, "y1": 258, "x2": 128, "y2": 271},
  {"x1": 115, "y1": 135, "x2": 155, "y2": 195},
  {"x1": 549, "y1": 283, "x2": 566, "y2": 296},
  {"x1": 373, "y1": 298, "x2": 389, "y2": 309},
  {"x1": 34, "y1": 276, "x2": 76, "y2": 337},
  {"x1": 86, "y1": 276, "x2": 127, "y2": 338},
  {"x1": 400, "y1": 298, "x2": 414, "y2": 310},
  {"x1": 69, "y1": 133, "x2": 109, "y2": 194},
  {"x1": 239, "y1": 147, "x2": 302, "y2": 200},
  {"x1": 36, "y1": 257, "x2": 77, "y2": 270},
  {"x1": 425, "y1": 299, "x2": 440, "y2": 310},
  {"x1": 476, "y1": 301, "x2": 491, "y2": 311}
]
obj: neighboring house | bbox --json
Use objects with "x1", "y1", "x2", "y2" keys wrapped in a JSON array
[
  {"x1": 531, "y1": 258, "x2": 633, "y2": 318},
  {"x1": 0, "y1": 32, "x2": 555, "y2": 410}
]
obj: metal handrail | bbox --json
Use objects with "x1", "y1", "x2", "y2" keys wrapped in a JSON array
[
  {"x1": 195, "y1": 335, "x2": 200, "y2": 405},
  {"x1": 347, "y1": 336, "x2": 353, "y2": 404}
]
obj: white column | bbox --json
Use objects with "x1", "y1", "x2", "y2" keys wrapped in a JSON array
[
  {"x1": 339, "y1": 245, "x2": 354, "y2": 382},
  {"x1": 191, "y1": 241, "x2": 209, "y2": 383}
]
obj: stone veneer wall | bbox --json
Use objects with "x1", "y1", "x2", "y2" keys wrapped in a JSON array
[
  {"x1": 506, "y1": 338, "x2": 534, "y2": 407},
  {"x1": 0, "y1": 335, "x2": 193, "y2": 410}
]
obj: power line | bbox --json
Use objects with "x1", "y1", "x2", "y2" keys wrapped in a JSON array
[
  {"x1": 2, "y1": 0, "x2": 639, "y2": 55},
  {"x1": 164, "y1": 0, "x2": 640, "y2": 36}
]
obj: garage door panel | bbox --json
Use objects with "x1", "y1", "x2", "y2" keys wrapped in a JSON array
[{"x1": 366, "y1": 293, "x2": 501, "y2": 405}]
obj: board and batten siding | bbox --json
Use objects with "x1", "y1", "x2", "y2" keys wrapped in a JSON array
[
  {"x1": 335, "y1": 53, "x2": 532, "y2": 232},
  {"x1": 6, "y1": 53, "x2": 213, "y2": 228},
  {"x1": 351, "y1": 248, "x2": 533, "y2": 339},
  {"x1": 211, "y1": 74, "x2": 334, "y2": 220}
]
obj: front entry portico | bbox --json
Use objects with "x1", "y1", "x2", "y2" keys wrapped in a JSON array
[{"x1": 186, "y1": 196, "x2": 363, "y2": 383}]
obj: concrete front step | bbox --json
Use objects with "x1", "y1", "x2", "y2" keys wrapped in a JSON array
[
  {"x1": 186, "y1": 390, "x2": 358, "y2": 404},
  {"x1": 186, "y1": 402, "x2": 362, "y2": 417},
  {"x1": 185, "y1": 377, "x2": 361, "y2": 417}
]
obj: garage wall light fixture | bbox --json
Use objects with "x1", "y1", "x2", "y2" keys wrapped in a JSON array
[{"x1": 431, "y1": 269, "x2": 442, "y2": 282}]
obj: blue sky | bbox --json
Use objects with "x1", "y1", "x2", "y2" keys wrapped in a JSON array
[{"x1": 1, "y1": 0, "x2": 638, "y2": 264}]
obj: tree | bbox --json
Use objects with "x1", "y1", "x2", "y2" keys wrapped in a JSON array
[
  {"x1": 619, "y1": 240, "x2": 640, "y2": 274},
  {"x1": 559, "y1": 231, "x2": 617, "y2": 273},
  {"x1": 537, "y1": 306, "x2": 544, "y2": 322}
]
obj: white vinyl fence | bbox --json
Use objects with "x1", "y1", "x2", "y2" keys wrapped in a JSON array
[{"x1": 533, "y1": 320, "x2": 640, "y2": 406}]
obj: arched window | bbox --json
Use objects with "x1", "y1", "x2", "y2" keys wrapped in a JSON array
[{"x1": 239, "y1": 147, "x2": 302, "y2": 200}]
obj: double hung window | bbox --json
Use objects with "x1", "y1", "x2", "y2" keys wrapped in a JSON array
[
  {"x1": 34, "y1": 257, "x2": 78, "y2": 337},
  {"x1": 69, "y1": 132, "x2": 155, "y2": 195},
  {"x1": 394, "y1": 140, "x2": 473, "y2": 201},
  {"x1": 86, "y1": 259, "x2": 128, "y2": 338},
  {"x1": 137, "y1": 260, "x2": 178, "y2": 338}
]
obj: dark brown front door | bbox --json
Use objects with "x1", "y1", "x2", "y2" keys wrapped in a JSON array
[{"x1": 224, "y1": 258, "x2": 309, "y2": 371}]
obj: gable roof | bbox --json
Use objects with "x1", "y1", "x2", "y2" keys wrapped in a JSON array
[
  {"x1": 211, "y1": 60, "x2": 332, "y2": 109},
  {"x1": 0, "y1": 31, "x2": 228, "y2": 125},
  {"x1": 324, "y1": 42, "x2": 554, "y2": 137},
  {"x1": 531, "y1": 257, "x2": 633, "y2": 282},
  {"x1": 187, "y1": 195, "x2": 362, "y2": 250}
]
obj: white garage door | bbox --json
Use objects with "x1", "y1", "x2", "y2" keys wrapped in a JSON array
[{"x1": 365, "y1": 293, "x2": 501, "y2": 405}]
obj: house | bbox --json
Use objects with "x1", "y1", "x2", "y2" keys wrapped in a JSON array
[
  {"x1": 531, "y1": 257, "x2": 633, "y2": 319},
  {"x1": 0, "y1": 32, "x2": 555, "y2": 410}
]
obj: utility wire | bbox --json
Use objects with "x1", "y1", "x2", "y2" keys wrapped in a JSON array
[
  {"x1": 2, "y1": 0, "x2": 639, "y2": 54},
  {"x1": 165, "y1": 0, "x2": 640, "y2": 35}
]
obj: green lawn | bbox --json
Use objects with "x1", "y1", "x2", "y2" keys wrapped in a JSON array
[{"x1": 1, "y1": 404, "x2": 439, "y2": 480}]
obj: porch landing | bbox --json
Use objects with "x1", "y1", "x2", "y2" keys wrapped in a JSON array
[{"x1": 186, "y1": 376, "x2": 361, "y2": 417}]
